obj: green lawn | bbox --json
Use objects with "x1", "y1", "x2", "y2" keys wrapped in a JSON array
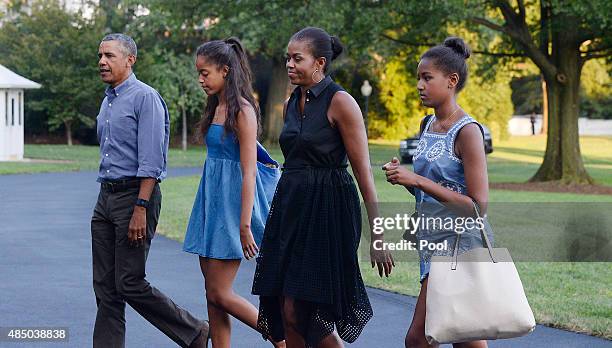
[
  {"x1": 4, "y1": 136, "x2": 610, "y2": 186},
  {"x1": 361, "y1": 262, "x2": 612, "y2": 339},
  {"x1": 156, "y1": 173, "x2": 612, "y2": 339},
  {"x1": 3, "y1": 137, "x2": 611, "y2": 339},
  {"x1": 486, "y1": 136, "x2": 612, "y2": 186},
  {"x1": 153, "y1": 135, "x2": 612, "y2": 339},
  {"x1": 0, "y1": 144, "x2": 206, "y2": 174}
]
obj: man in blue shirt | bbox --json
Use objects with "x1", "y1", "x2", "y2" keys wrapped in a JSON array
[{"x1": 91, "y1": 33, "x2": 209, "y2": 347}]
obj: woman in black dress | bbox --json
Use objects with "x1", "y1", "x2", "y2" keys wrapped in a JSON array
[{"x1": 252, "y1": 27, "x2": 394, "y2": 348}]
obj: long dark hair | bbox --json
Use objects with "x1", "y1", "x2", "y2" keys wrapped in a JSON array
[{"x1": 196, "y1": 37, "x2": 260, "y2": 137}]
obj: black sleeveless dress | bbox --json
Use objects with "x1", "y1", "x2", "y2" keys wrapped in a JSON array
[{"x1": 252, "y1": 76, "x2": 372, "y2": 346}]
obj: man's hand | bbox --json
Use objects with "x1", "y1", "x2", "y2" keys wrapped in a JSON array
[{"x1": 128, "y1": 206, "x2": 146, "y2": 247}]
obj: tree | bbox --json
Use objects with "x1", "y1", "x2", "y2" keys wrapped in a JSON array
[
  {"x1": 88, "y1": 1, "x2": 206, "y2": 146},
  {"x1": 511, "y1": 75, "x2": 543, "y2": 115},
  {"x1": 142, "y1": 0, "x2": 360, "y2": 144},
  {"x1": 373, "y1": 56, "x2": 425, "y2": 140},
  {"x1": 466, "y1": 0, "x2": 611, "y2": 184},
  {"x1": 139, "y1": 50, "x2": 205, "y2": 150},
  {"x1": 368, "y1": 43, "x2": 513, "y2": 142},
  {"x1": 368, "y1": 0, "x2": 612, "y2": 184},
  {"x1": 0, "y1": 1, "x2": 103, "y2": 145},
  {"x1": 579, "y1": 59, "x2": 612, "y2": 120}
]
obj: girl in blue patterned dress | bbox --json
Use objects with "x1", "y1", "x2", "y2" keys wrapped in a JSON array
[
  {"x1": 383, "y1": 37, "x2": 491, "y2": 348},
  {"x1": 182, "y1": 38, "x2": 284, "y2": 348}
]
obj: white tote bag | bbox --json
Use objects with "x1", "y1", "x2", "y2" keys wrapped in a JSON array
[{"x1": 425, "y1": 201, "x2": 536, "y2": 345}]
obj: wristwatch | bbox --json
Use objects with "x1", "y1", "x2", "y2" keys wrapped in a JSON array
[{"x1": 135, "y1": 198, "x2": 149, "y2": 209}]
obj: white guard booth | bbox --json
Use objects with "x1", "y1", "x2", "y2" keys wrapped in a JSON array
[{"x1": 0, "y1": 64, "x2": 41, "y2": 161}]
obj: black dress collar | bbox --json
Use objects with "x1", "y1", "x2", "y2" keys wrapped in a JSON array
[{"x1": 292, "y1": 75, "x2": 333, "y2": 99}]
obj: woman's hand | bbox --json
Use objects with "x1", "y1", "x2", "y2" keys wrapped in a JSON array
[
  {"x1": 370, "y1": 241, "x2": 395, "y2": 277},
  {"x1": 240, "y1": 227, "x2": 259, "y2": 260},
  {"x1": 383, "y1": 157, "x2": 421, "y2": 188}
]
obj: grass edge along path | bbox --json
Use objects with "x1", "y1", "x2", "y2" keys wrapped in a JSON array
[{"x1": 156, "y1": 174, "x2": 612, "y2": 340}]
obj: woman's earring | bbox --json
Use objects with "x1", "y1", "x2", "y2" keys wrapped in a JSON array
[
  {"x1": 311, "y1": 69, "x2": 319, "y2": 82},
  {"x1": 312, "y1": 68, "x2": 324, "y2": 84}
]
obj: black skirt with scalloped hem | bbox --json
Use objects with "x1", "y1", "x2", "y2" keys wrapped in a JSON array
[{"x1": 252, "y1": 167, "x2": 373, "y2": 347}]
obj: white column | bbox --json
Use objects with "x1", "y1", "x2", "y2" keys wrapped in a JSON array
[
  {"x1": 7, "y1": 90, "x2": 17, "y2": 160},
  {"x1": 18, "y1": 90, "x2": 24, "y2": 159},
  {"x1": 0, "y1": 90, "x2": 6, "y2": 160}
]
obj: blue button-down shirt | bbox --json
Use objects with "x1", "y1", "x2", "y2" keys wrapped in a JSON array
[{"x1": 96, "y1": 73, "x2": 169, "y2": 182}]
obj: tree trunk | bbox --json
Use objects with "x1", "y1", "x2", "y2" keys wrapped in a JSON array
[
  {"x1": 181, "y1": 106, "x2": 188, "y2": 151},
  {"x1": 65, "y1": 121, "x2": 72, "y2": 146},
  {"x1": 530, "y1": 47, "x2": 593, "y2": 184},
  {"x1": 262, "y1": 60, "x2": 290, "y2": 145},
  {"x1": 540, "y1": 77, "x2": 548, "y2": 134}
]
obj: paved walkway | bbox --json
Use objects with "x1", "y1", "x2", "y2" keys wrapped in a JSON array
[{"x1": 0, "y1": 170, "x2": 610, "y2": 347}]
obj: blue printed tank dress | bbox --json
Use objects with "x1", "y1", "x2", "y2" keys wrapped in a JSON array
[{"x1": 412, "y1": 114, "x2": 495, "y2": 283}]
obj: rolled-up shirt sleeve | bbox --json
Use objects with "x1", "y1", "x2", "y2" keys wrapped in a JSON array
[{"x1": 136, "y1": 92, "x2": 167, "y2": 180}]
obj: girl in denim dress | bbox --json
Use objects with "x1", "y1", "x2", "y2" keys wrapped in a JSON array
[{"x1": 182, "y1": 38, "x2": 283, "y2": 348}]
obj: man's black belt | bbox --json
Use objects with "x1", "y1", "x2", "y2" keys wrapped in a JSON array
[{"x1": 100, "y1": 177, "x2": 141, "y2": 193}]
